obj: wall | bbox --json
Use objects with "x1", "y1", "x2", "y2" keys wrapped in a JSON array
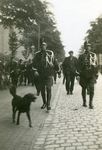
[{"x1": 0, "y1": 25, "x2": 9, "y2": 54}]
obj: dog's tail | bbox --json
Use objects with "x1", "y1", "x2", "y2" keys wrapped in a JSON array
[{"x1": 10, "y1": 86, "x2": 17, "y2": 97}]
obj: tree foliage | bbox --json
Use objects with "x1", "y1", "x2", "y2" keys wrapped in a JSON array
[
  {"x1": 85, "y1": 15, "x2": 102, "y2": 54},
  {"x1": 0, "y1": 53, "x2": 11, "y2": 63},
  {"x1": 0, "y1": 0, "x2": 65, "y2": 61},
  {"x1": 8, "y1": 30, "x2": 19, "y2": 58}
]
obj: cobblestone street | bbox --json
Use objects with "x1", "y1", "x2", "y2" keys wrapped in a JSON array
[
  {"x1": 33, "y1": 74, "x2": 102, "y2": 150},
  {"x1": 0, "y1": 74, "x2": 102, "y2": 150}
]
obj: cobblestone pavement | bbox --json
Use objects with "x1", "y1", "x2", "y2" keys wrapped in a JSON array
[
  {"x1": 0, "y1": 78, "x2": 61, "y2": 150},
  {"x1": 33, "y1": 74, "x2": 102, "y2": 150}
]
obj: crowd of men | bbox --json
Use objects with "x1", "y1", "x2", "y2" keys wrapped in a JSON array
[
  {"x1": 0, "y1": 54, "x2": 61, "y2": 95},
  {"x1": 0, "y1": 40, "x2": 99, "y2": 110},
  {"x1": 9, "y1": 58, "x2": 35, "y2": 87}
]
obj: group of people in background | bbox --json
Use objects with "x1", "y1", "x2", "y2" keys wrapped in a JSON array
[
  {"x1": 0, "y1": 55, "x2": 61, "y2": 93},
  {"x1": 0, "y1": 58, "x2": 36, "y2": 90}
]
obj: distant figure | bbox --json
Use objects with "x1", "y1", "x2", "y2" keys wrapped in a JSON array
[
  {"x1": 54, "y1": 59, "x2": 58, "y2": 84},
  {"x1": 0, "y1": 60, "x2": 4, "y2": 89},
  {"x1": 32, "y1": 41, "x2": 59, "y2": 110},
  {"x1": 62, "y1": 51, "x2": 78, "y2": 95},
  {"x1": 23, "y1": 61, "x2": 28, "y2": 85},
  {"x1": 18, "y1": 59, "x2": 24, "y2": 85},
  {"x1": 27, "y1": 59, "x2": 32, "y2": 85},
  {"x1": 78, "y1": 42, "x2": 98, "y2": 109},
  {"x1": 8, "y1": 57, "x2": 18, "y2": 86}
]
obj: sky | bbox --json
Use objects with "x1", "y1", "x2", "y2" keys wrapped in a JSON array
[{"x1": 45, "y1": 0, "x2": 102, "y2": 56}]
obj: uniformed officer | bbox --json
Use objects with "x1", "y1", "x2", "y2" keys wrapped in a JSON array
[
  {"x1": 32, "y1": 41, "x2": 59, "y2": 110},
  {"x1": 62, "y1": 51, "x2": 78, "y2": 95},
  {"x1": 78, "y1": 42, "x2": 98, "y2": 109}
]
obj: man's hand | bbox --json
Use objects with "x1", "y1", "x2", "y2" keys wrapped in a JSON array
[{"x1": 57, "y1": 70, "x2": 61, "y2": 78}]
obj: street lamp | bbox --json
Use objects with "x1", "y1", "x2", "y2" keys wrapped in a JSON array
[
  {"x1": 38, "y1": 24, "x2": 40, "y2": 51},
  {"x1": 31, "y1": 19, "x2": 40, "y2": 51}
]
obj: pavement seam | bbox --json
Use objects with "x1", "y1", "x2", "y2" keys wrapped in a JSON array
[{"x1": 33, "y1": 78, "x2": 63, "y2": 150}]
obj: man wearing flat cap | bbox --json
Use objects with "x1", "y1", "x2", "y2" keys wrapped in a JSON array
[
  {"x1": 62, "y1": 51, "x2": 78, "y2": 95},
  {"x1": 32, "y1": 39, "x2": 60, "y2": 110}
]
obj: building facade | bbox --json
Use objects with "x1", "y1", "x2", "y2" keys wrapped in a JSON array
[
  {"x1": 0, "y1": 25, "x2": 29, "y2": 60},
  {"x1": 0, "y1": 25, "x2": 10, "y2": 54}
]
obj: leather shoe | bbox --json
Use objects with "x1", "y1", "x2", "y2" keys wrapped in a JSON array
[
  {"x1": 70, "y1": 91, "x2": 73, "y2": 95},
  {"x1": 89, "y1": 105, "x2": 94, "y2": 109},
  {"x1": 67, "y1": 91, "x2": 69, "y2": 95},
  {"x1": 47, "y1": 106, "x2": 51, "y2": 110},
  {"x1": 83, "y1": 104, "x2": 87, "y2": 107},
  {"x1": 41, "y1": 104, "x2": 46, "y2": 109}
]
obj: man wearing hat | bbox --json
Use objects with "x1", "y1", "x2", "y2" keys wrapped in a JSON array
[
  {"x1": 62, "y1": 51, "x2": 78, "y2": 95},
  {"x1": 32, "y1": 40, "x2": 60, "y2": 110},
  {"x1": 78, "y1": 41, "x2": 98, "y2": 109}
]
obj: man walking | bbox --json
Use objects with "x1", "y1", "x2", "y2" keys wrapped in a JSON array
[
  {"x1": 18, "y1": 59, "x2": 24, "y2": 85},
  {"x1": 32, "y1": 41, "x2": 59, "y2": 110},
  {"x1": 78, "y1": 42, "x2": 98, "y2": 109},
  {"x1": 62, "y1": 51, "x2": 78, "y2": 95},
  {"x1": 8, "y1": 57, "x2": 18, "y2": 86}
]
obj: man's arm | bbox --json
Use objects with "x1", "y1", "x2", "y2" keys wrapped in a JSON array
[
  {"x1": 62, "y1": 58, "x2": 67, "y2": 76},
  {"x1": 32, "y1": 54, "x2": 39, "y2": 76}
]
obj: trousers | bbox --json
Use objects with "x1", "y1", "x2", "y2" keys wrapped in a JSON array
[
  {"x1": 80, "y1": 76, "x2": 95, "y2": 107},
  {"x1": 40, "y1": 76, "x2": 53, "y2": 107},
  {"x1": 65, "y1": 73, "x2": 75, "y2": 92}
]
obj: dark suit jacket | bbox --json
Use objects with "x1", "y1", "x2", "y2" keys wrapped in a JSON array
[{"x1": 62, "y1": 56, "x2": 78, "y2": 76}]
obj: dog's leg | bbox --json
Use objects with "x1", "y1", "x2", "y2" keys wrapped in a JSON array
[
  {"x1": 16, "y1": 111, "x2": 21, "y2": 125},
  {"x1": 12, "y1": 107, "x2": 15, "y2": 123},
  {"x1": 26, "y1": 111, "x2": 32, "y2": 127},
  {"x1": 12, "y1": 107, "x2": 16, "y2": 123}
]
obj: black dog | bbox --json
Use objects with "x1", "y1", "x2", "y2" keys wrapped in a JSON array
[{"x1": 10, "y1": 86, "x2": 36, "y2": 127}]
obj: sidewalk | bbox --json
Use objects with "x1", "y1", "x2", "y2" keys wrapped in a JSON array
[
  {"x1": 0, "y1": 77, "x2": 61, "y2": 150},
  {"x1": 33, "y1": 74, "x2": 102, "y2": 150}
]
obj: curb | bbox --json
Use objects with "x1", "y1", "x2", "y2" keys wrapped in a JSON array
[{"x1": 32, "y1": 78, "x2": 63, "y2": 150}]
